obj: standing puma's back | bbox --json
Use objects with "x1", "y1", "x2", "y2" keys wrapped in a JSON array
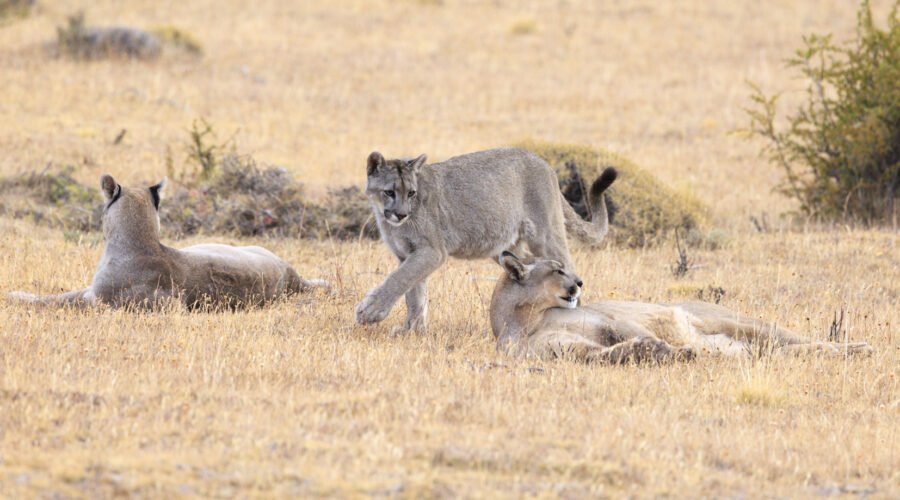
[{"x1": 356, "y1": 147, "x2": 616, "y2": 332}]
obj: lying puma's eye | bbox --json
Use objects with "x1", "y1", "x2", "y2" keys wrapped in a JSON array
[
  {"x1": 555, "y1": 270, "x2": 565, "y2": 276},
  {"x1": 384, "y1": 190, "x2": 395, "y2": 198},
  {"x1": 408, "y1": 190, "x2": 417, "y2": 198}
]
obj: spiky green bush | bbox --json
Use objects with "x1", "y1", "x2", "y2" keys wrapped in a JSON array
[{"x1": 747, "y1": 0, "x2": 900, "y2": 222}]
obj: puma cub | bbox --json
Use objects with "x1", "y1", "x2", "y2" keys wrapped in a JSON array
[{"x1": 356, "y1": 147, "x2": 616, "y2": 333}]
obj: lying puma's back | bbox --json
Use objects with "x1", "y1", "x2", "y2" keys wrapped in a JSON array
[{"x1": 175, "y1": 244, "x2": 304, "y2": 307}]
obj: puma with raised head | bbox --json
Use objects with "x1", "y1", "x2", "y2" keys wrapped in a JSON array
[
  {"x1": 491, "y1": 253, "x2": 873, "y2": 363},
  {"x1": 7, "y1": 174, "x2": 327, "y2": 309},
  {"x1": 356, "y1": 147, "x2": 617, "y2": 333}
]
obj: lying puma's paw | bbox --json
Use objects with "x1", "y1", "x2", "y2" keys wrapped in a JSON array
[
  {"x1": 355, "y1": 291, "x2": 393, "y2": 325},
  {"x1": 674, "y1": 345, "x2": 696, "y2": 362}
]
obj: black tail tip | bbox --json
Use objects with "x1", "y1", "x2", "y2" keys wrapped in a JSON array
[{"x1": 590, "y1": 167, "x2": 618, "y2": 196}]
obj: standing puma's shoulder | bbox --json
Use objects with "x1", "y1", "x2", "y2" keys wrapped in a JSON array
[
  {"x1": 7, "y1": 174, "x2": 328, "y2": 310},
  {"x1": 356, "y1": 147, "x2": 616, "y2": 333}
]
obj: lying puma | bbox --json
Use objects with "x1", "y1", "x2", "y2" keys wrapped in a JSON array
[
  {"x1": 357, "y1": 147, "x2": 617, "y2": 333},
  {"x1": 7, "y1": 174, "x2": 327, "y2": 309},
  {"x1": 491, "y1": 252, "x2": 873, "y2": 363}
]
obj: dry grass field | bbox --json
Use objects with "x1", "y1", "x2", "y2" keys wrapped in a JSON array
[{"x1": 1, "y1": 0, "x2": 898, "y2": 497}]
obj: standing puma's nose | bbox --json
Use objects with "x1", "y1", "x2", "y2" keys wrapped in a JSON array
[{"x1": 396, "y1": 213, "x2": 407, "y2": 221}]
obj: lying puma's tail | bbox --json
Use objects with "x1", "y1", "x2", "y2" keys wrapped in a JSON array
[
  {"x1": 283, "y1": 267, "x2": 331, "y2": 295},
  {"x1": 6, "y1": 288, "x2": 95, "y2": 308},
  {"x1": 562, "y1": 167, "x2": 618, "y2": 244}
]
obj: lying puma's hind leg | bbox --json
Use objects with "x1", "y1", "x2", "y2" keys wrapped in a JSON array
[
  {"x1": 675, "y1": 301, "x2": 873, "y2": 357},
  {"x1": 775, "y1": 341, "x2": 873, "y2": 357}
]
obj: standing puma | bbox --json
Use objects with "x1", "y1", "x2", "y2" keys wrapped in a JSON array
[
  {"x1": 7, "y1": 174, "x2": 327, "y2": 309},
  {"x1": 491, "y1": 253, "x2": 873, "y2": 362},
  {"x1": 356, "y1": 147, "x2": 617, "y2": 333}
]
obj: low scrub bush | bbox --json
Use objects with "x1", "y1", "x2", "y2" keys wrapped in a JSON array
[{"x1": 747, "y1": 0, "x2": 900, "y2": 222}]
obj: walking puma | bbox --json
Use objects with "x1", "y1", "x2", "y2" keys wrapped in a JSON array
[{"x1": 356, "y1": 147, "x2": 616, "y2": 333}]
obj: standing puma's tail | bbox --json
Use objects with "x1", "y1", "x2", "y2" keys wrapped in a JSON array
[{"x1": 562, "y1": 167, "x2": 618, "y2": 244}]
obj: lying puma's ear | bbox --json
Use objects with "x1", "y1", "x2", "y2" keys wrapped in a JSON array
[
  {"x1": 148, "y1": 177, "x2": 166, "y2": 210},
  {"x1": 367, "y1": 151, "x2": 385, "y2": 176},
  {"x1": 100, "y1": 174, "x2": 121, "y2": 203},
  {"x1": 499, "y1": 251, "x2": 531, "y2": 282},
  {"x1": 407, "y1": 154, "x2": 427, "y2": 173}
]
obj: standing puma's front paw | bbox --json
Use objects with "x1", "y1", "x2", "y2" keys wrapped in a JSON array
[{"x1": 355, "y1": 290, "x2": 394, "y2": 325}]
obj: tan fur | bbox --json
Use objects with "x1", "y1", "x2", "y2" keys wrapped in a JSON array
[
  {"x1": 491, "y1": 254, "x2": 873, "y2": 363},
  {"x1": 7, "y1": 174, "x2": 328, "y2": 310},
  {"x1": 356, "y1": 147, "x2": 616, "y2": 333}
]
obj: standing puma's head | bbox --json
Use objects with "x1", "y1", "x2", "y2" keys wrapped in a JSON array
[
  {"x1": 100, "y1": 173, "x2": 166, "y2": 241},
  {"x1": 365, "y1": 151, "x2": 427, "y2": 226}
]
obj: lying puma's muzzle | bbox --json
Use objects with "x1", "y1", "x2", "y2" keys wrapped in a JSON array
[{"x1": 556, "y1": 278, "x2": 582, "y2": 309}]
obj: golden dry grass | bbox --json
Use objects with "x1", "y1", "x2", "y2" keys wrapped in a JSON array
[{"x1": 1, "y1": 0, "x2": 898, "y2": 497}]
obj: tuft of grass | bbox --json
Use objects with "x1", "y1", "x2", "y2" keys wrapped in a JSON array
[
  {"x1": 151, "y1": 25, "x2": 204, "y2": 55},
  {"x1": 735, "y1": 378, "x2": 787, "y2": 407},
  {"x1": 516, "y1": 139, "x2": 709, "y2": 247},
  {"x1": 509, "y1": 17, "x2": 537, "y2": 35}
]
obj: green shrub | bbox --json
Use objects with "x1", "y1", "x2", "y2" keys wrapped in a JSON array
[
  {"x1": 516, "y1": 140, "x2": 708, "y2": 247},
  {"x1": 0, "y1": 0, "x2": 34, "y2": 19},
  {"x1": 746, "y1": 0, "x2": 900, "y2": 222}
]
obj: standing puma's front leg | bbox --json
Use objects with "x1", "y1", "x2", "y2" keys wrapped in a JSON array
[
  {"x1": 403, "y1": 281, "x2": 428, "y2": 333},
  {"x1": 355, "y1": 248, "x2": 445, "y2": 326}
]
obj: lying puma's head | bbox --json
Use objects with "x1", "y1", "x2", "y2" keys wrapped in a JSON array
[
  {"x1": 365, "y1": 151, "x2": 428, "y2": 226},
  {"x1": 498, "y1": 251, "x2": 583, "y2": 310},
  {"x1": 100, "y1": 173, "x2": 166, "y2": 240}
]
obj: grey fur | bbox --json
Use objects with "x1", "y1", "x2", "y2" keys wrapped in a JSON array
[
  {"x1": 7, "y1": 174, "x2": 328, "y2": 310},
  {"x1": 356, "y1": 147, "x2": 614, "y2": 332}
]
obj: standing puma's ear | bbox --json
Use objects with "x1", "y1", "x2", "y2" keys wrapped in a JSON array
[
  {"x1": 148, "y1": 177, "x2": 166, "y2": 210},
  {"x1": 100, "y1": 174, "x2": 121, "y2": 204},
  {"x1": 499, "y1": 251, "x2": 531, "y2": 283},
  {"x1": 407, "y1": 154, "x2": 427, "y2": 173},
  {"x1": 367, "y1": 151, "x2": 385, "y2": 176}
]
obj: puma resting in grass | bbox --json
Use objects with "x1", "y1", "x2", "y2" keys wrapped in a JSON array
[
  {"x1": 356, "y1": 147, "x2": 617, "y2": 333},
  {"x1": 491, "y1": 253, "x2": 874, "y2": 363},
  {"x1": 7, "y1": 174, "x2": 327, "y2": 310}
]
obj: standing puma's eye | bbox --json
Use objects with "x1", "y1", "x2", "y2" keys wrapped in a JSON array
[
  {"x1": 408, "y1": 190, "x2": 417, "y2": 198},
  {"x1": 384, "y1": 190, "x2": 395, "y2": 198}
]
